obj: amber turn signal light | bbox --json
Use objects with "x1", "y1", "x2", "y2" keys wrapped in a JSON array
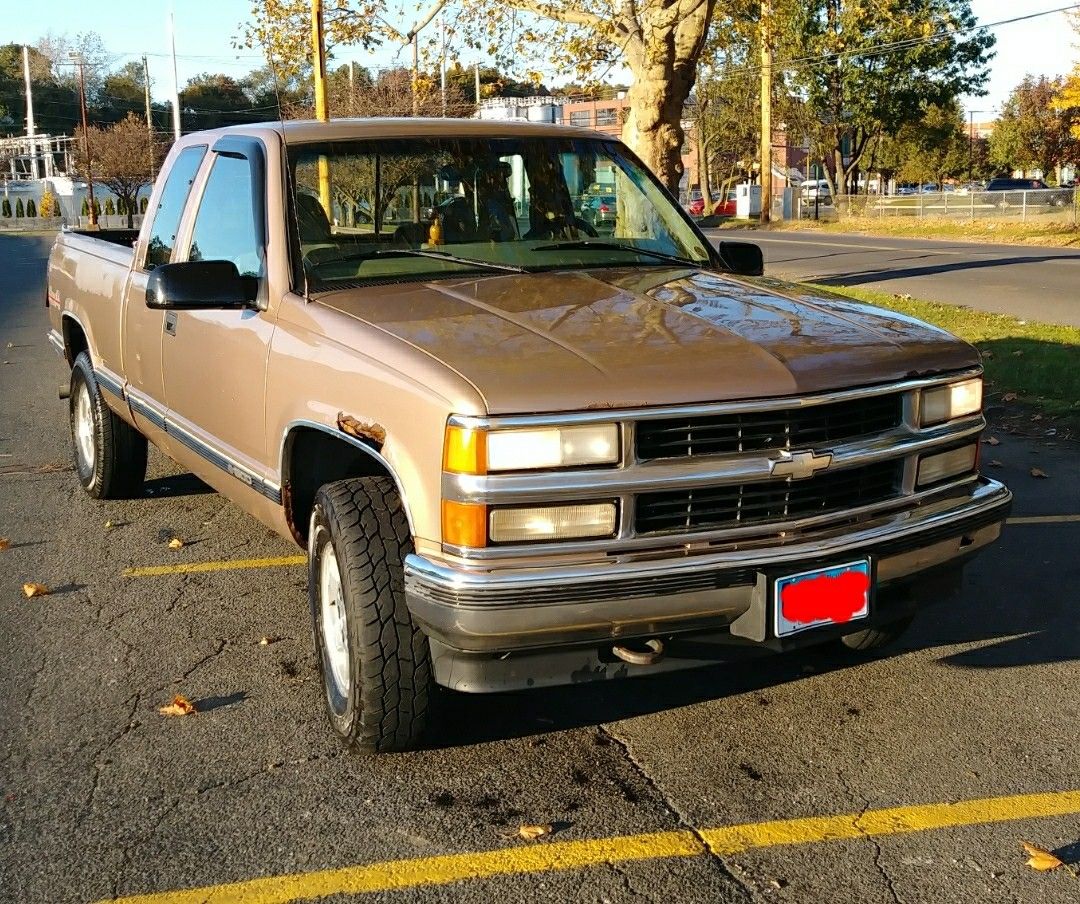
[
  {"x1": 443, "y1": 425, "x2": 487, "y2": 475},
  {"x1": 441, "y1": 500, "x2": 487, "y2": 548}
]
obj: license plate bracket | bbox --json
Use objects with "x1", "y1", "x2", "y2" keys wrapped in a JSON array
[{"x1": 773, "y1": 558, "x2": 872, "y2": 638}]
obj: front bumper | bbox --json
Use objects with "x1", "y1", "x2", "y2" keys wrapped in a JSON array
[{"x1": 404, "y1": 478, "x2": 1010, "y2": 687}]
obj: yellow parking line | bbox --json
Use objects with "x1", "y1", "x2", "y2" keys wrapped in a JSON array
[
  {"x1": 1007, "y1": 515, "x2": 1080, "y2": 525},
  {"x1": 100, "y1": 789, "x2": 1080, "y2": 904},
  {"x1": 122, "y1": 555, "x2": 306, "y2": 577}
]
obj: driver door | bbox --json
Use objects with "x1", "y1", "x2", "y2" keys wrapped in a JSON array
[{"x1": 160, "y1": 138, "x2": 279, "y2": 499}]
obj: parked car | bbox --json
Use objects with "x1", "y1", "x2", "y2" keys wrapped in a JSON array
[
  {"x1": 686, "y1": 191, "x2": 706, "y2": 216},
  {"x1": 985, "y1": 178, "x2": 1048, "y2": 191},
  {"x1": 47, "y1": 118, "x2": 1010, "y2": 753},
  {"x1": 985, "y1": 178, "x2": 1072, "y2": 207},
  {"x1": 582, "y1": 194, "x2": 617, "y2": 229},
  {"x1": 713, "y1": 188, "x2": 738, "y2": 217},
  {"x1": 801, "y1": 179, "x2": 831, "y2": 200}
]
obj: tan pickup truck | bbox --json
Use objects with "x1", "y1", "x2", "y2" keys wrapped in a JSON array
[{"x1": 48, "y1": 119, "x2": 1011, "y2": 752}]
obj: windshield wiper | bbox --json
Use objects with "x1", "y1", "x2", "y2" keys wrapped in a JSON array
[
  {"x1": 319, "y1": 247, "x2": 527, "y2": 273},
  {"x1": 530, "y1": 240, "x2": 700, "y2": 268}
]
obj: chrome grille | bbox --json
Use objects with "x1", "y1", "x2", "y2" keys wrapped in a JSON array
[
  {"x1": 636, "y1": 393, "x2": 903, "y2": 460},
  {"x1": 635, "y1": 460, "x2": 903, "y2": 536}
]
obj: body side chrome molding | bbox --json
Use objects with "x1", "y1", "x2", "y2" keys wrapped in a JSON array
[{"x1": 47, "y1": 329, "x2": 65, "y2": 359}]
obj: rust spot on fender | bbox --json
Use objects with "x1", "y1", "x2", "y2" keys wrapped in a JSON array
[
  {"x1": 280, "y1": 483, "x2": 305, "y2": 546},
  {"x1": 336, "y1": 412, "x2": 386, "y2": 446}
]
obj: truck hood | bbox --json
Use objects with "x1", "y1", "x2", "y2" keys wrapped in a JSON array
[{"x1": 314, "y1": 267, "x2": 979, "y2": 414}]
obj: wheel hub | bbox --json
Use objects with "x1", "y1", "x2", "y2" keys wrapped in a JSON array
[
  {"x1": 74, "y1": 381, "x2": 95, "y2": 473},
  {"x1": 318, "y1": 540, "x2": 350, "y2": 698}
]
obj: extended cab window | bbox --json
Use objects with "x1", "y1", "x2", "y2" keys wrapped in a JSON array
[
  {"x1": 187, "y1": 153, "x2": 263, "y2": 278},
  {"x1": 144, "y1": 145, "x2": 206, "y2": 270}
]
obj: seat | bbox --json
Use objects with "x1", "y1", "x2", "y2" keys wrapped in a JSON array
[{"x1": 296, "y1": 192, "x2": 333, "y2": 243}]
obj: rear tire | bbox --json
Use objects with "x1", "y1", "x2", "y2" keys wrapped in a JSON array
[
  {"x1": 69, "y1": 351, "x2": 147, "y2": 500},
  {"x1": 836, "y1": 615, "x2": 914, "y2": 653},
  {"x1": 308, "y1": 476, "x2": 433, "y2": 753}
]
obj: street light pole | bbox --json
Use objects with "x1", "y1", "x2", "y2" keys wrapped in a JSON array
[
  {"x1": 759, "y1": 0, "x2": 773, "y2": 225},
  {"x1": 71, "y1": 54, "x2": 97, "y2": 228}
]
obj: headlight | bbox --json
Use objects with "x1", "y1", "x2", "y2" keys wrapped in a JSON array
[
  {"x1": 489, "y1": 502, "x2": 617, "y2": 543},
  {"x1": 917, "y1": 444, "x2": 978, "y2": 487},
  {"x1": 444, "y1": 423, "x2": 619, "y2": 474},
  {"x1": 919, "y1": 378, "x2": 982, "y2": 427}
]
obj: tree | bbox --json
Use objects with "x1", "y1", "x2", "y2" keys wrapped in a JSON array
[
  {"x1": 101, "y1": 61, "x2": 149, "y2": 125},
  {"x1": 1, "y1": 198, "x2": 10, "y2": 218},
  {"x1": 74, "y1": 113, "x2": 160, "y2": 228},
  {"x1": 15, "y1": 198, "x2": 24, "y2": 217},
  {"x1": 26, "y1": 198, "x2": 37, "y2": 217},
  {"x1": 284, "y1": 66, "x2": 471, "y2": 119},
  {"x1": 242, "y1": 0, "x2": 721, "y2": 191},
  {"x1": 888, "y1": 103, "x2": 969, "y2": 187},
  {"x1": 791, "y1": 0, "x2": 993, "y2": 196},
  {"x1": 180, "y1": 73, "x2": 261, "y2": 130},
  {"x1": 990, "y1": 76, "x2": 1079, "y2": 181},
  {"x1": 104, "y1": 197, "x2": 115, "y2": 216},
  {"x1": 39, "y1": 190, "x2": 57, "y2": 218}
]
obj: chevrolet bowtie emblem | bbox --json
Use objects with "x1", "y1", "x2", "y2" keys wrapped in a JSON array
[{"x1": 769, "y1": 449, "x2": 833, "y2": 480}]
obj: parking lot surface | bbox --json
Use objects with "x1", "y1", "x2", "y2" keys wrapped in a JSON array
[{"x1": 1, "y1": 233, "x2": 1078, "y2": 903}]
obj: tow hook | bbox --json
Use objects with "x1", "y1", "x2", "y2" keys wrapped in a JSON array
[{"x1": 611, "y1": 638, "x2": 665, "y2": 666}]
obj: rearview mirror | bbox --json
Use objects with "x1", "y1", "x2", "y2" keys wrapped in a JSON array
[
  {"x1": 716, "y1": 241, "x2": 764, "y2": 277},
  {"x1": 145, "y1": 261, "x2": 250, "y2": 310}
]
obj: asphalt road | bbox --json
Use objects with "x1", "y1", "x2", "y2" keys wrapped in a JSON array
[
  {"x1": 705, "y1": 228, "x2": 1080, "y2": 327},
  {"x1": 2, "y1": 233, "x2": 1079, "y2": 904}
]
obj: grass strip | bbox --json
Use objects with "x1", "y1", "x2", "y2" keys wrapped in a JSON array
[{"x1": 808, "y1": 284, "x2": 1080, "y2": 417}]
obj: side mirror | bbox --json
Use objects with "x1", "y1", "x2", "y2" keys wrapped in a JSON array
[
  {"x1": 146, "y1": 261, "x2": 250, "y2": 310},
  {"x1": 716, "y1": 240, "x2": 764, "y2": 277}
]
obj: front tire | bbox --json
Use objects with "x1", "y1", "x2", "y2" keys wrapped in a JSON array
[
  {"x1": 836, "y1": 615, "x2": 914, "y2": 653},
  {"x1": 69, "y1": 351, "x2": 147, "y2": 499},
  {"x1": 308, "y1": 477, "x2": 433, "y2": 753}
]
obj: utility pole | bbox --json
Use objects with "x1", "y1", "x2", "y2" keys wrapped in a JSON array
[
  {"x1": 71, "y1": 53, "x2": 97, "y2": 228},
  {"x1": 22, "y1": 46, "x2": 39, "y2": 179},
  {"x1": 310, "y1": 0, "x2": 332, "y2": 216},
  {"x1": 411, "y1": 34, "x2": 419, "y2": 115},
  {"x1": 759, "y1": 0, "x2": 773, "y2": 225},
  {"x1": 142, "y1": 55, "x2": 156, "y2": 178},
  {"x1": 348, "y1": 60, "x2": 355, "y2": 116},
  {"x1": 474, "y1": 61, "x2": 481, "y2": 110},
  {"x1": 168, "y1": 12, "x2": 182, "y2": 140},
  {"x1": 439, "y1": 14, "x2": 446, "y2": 117}
]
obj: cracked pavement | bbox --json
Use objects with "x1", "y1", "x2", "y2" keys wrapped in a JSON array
[{"x1": 2, "y1": 234, "x2": 1079, "y2": 903}]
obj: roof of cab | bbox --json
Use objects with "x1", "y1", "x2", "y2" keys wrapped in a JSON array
[{"x1": 182, "y1": 117, "x2": 612, "y2": 145}]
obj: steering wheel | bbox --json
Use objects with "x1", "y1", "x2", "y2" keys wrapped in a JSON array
[{"x1": 524, "y1": 216, "x2": 598, "y2": 241}]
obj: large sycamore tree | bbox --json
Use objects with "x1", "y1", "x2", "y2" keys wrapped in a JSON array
[
  {"x1": 74, "y1": 113, "x2": 161, "y2": 228},
  {"x1": 242, "y1": 0, "x2": 718, "y2": 190}
]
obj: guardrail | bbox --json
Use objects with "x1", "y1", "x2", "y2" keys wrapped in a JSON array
[{"x1": 804, "y1": 188, "x2": 1078, "y2": 224}]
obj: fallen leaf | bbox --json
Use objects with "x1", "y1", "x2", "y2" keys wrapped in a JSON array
[
  {"x1": 22, "y1": 582, "x2": 49, "y2": 598},
  {"x1": 980, "y1": 350, "x2": 994, "y2": 359},
  {"x1": 517, "y1": 823, "x2": 553, "y2": 841},
  {"x1": 1030, "y1": 468, "x2": 1049, "y2": 479},
  {"x1": 983, "y1": 436, "x2": 1000, "y2": 446},
  {"x1": 1011, "y1": 350, "x2": 1024, "y2": 357},
  {"x1": 158, "y1": 694, "x2": 197, "y2": 717},
  {"x1": 104, "y1": 520, "x2": 113, "y2": 529},
  {"x1": 988, "y1": 459, "x2": 1003, "y2": 467},
  {"x1": 1002, "y1": 392, "x2": 1019, "y2": 402},
  {"x1": 0, "y1": 537, "x2": 10, "y2": 550},
  {"x1": 1031, "y1": 414, "x2": 1042, "y2": 421},
  {"x1": 258, "y1": 636, "x2": 277, "y2": 646},
  {"x1": 1021, "y1": 842, "x2": 1063, "y2": 872},
  {"x1": 168, "y1": 538, "x2": 184, "y2": 550}
]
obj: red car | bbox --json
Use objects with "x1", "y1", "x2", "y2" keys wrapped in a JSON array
[
  {"x1": 686, "y1": 194, "x2": 705, "y2": 216},
  {"x1": 713, "y1": 189, "x2": 738, "y2": 217}
]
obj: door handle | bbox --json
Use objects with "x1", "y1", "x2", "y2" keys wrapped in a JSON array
[{"x1": 164, "y1": 311, "x2": 177, "y2": 336}]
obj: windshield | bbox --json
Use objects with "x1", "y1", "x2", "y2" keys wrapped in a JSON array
[{"x1": 287, "y1": 136, "x2": 712, "y2": 289}]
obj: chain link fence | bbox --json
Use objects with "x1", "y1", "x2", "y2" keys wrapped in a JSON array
[{"x1": 798, "y1": 188, "x2": 1079, "y2": 225}]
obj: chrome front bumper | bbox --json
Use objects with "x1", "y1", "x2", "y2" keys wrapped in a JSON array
[{"x1": 404, "y1": 478, "x2": 1011, "y2": 657}]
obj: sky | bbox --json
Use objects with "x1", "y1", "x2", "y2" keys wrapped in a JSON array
[{"x1": 5, "y1": 0, "x2": 1080, "y2": 116}]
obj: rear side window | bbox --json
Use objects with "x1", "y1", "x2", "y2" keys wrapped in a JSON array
[
  {"x1": 144, "y1": 145, "x2": 206, "y2": 270},
  {"x1": 186, "y1": 154, "x2": 262, "y2": 278}
]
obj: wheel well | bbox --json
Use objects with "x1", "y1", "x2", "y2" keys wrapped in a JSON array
[
  {"x1": 62, "y1": 316, "x2": 88, "y2": 367},
  {"x1": 283, "y1": 427, "x2": 401, "y2": 544}
]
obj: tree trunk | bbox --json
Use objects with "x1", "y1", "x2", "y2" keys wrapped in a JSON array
[
  {"x1": 696, "y1": 113, "x2": 712, "y2": 206},
  {"x1": 620, "y1": 4, "x2": 714, "y2": 193}
]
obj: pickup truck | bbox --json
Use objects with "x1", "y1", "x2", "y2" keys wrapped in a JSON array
[{"x1": 47, "y1": 118, "x2": 1011, "y2": 753}]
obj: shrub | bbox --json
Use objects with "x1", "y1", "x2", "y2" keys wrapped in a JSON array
[
  {"x1": 15, "y1": 198, "x2": 24, "y2": 217},
  {"x1": 26, "y1": 199, "x2": 37, "y2": 217},
  {"x1": 139, "y1": 196, "x2": 148, "y2": 213},
  {"x1": 104, "y1": 198, "x2": 115, "y2": 216},
  {"x1": 38, "y1": 191, "x2": 56, "y2": 218},
  {"x1": 81, "y1": 197, "x2": 89, "y2": 216},
  {"x1": 117, "y1": 196, "x2": 127, "y2": 215},
  {"x1": 1, "y1": 198, "x2": 10, "y2": 218}
]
